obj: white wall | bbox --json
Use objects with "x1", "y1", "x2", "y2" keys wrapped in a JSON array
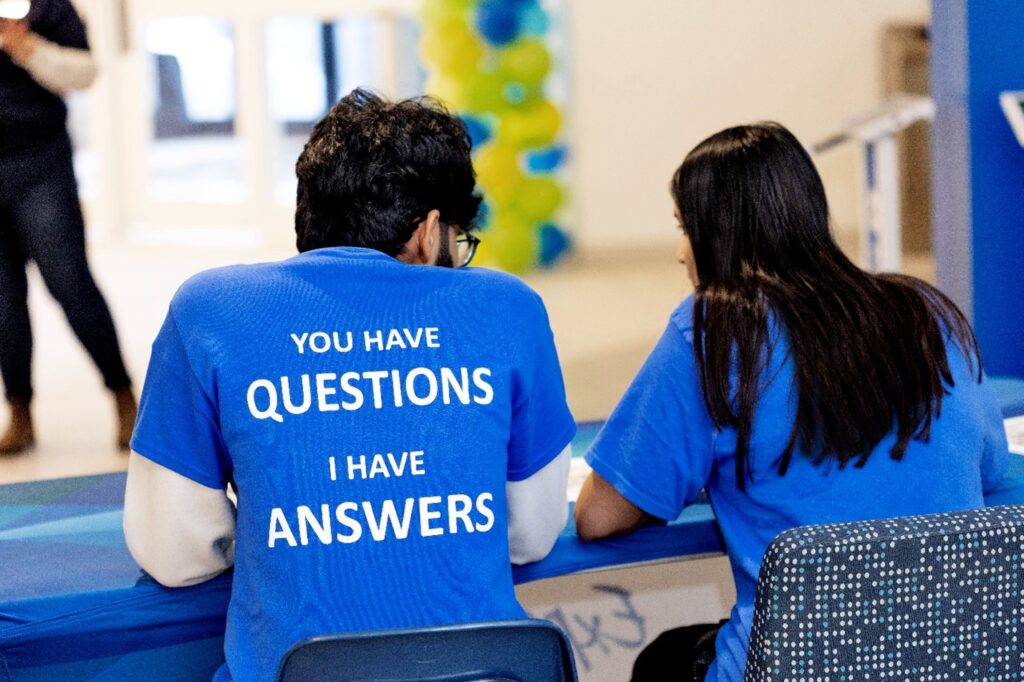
[
  {"x1": 567, "y1": 0, "x2": 930, "y2": 251},
  {"x1": 72, "y1": 0, "x2": 930, "y2": 254}
]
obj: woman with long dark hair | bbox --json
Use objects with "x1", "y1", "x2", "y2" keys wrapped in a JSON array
[{"x1": 574, "y1": 122, "x2": 1009, "y2": 682}]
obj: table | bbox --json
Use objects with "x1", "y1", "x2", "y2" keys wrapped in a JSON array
[{"x1": 4, "y1": 382, "x2": 1024, "y2": 681}]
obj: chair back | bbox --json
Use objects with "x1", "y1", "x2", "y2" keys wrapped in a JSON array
[
  {"x1": 276, "y1": 618, "x2": 578, "y2": 682},
  {"x1": 745, "y1": 504, "x2": 1024, "y2": 681}
]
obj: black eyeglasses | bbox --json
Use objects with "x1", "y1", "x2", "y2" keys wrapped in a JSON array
[{"x1": 456, "y1": 230, "x2": 481, "y2": 268}]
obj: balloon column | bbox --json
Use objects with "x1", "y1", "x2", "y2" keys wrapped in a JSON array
[{"x1": 420, "y1": 0, "x2": 571, "y2": 272}]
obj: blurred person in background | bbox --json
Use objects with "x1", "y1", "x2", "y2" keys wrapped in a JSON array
[{"x1": 0, "y1": 0, "x2": 135, "y2": 454}]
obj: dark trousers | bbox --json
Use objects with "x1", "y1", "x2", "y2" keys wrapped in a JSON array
[
  {"x1": 631, "y1": 621, "x2": 724, "y2": 682},
  {"x1": 0, "y1": 144, "x2": 130, "y2": 402}
]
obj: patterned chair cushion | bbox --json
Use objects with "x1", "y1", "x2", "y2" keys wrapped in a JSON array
[{"x1": 744, "y1": 504, "x2": 1024, "y2": 681}]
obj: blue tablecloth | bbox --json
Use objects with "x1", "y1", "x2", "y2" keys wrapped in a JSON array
[
  {"x1": 4, "y1": 383, "x2": 1024, "y2": 680},
  {"x1": 991, "y1": 376, "x2": 1024, "y2": 418}
]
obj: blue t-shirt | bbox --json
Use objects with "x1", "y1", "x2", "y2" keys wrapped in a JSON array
[
  {"x1": 585, "y1": 295, "x2": 1009, "y2": 682},
  {"x1": 131, "y1": 247, "x2": 576, "y2": 682}
]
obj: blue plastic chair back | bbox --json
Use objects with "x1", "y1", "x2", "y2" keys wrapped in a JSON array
[{"x1": 276, "y1": 619, "x2": 578, "y2": 682}]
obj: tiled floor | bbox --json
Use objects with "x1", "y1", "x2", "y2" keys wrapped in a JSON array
[{"x1": 0, "y1": 237, "x2": 933, "y2": 484}]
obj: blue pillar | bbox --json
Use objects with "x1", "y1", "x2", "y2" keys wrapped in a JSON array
[{"x1": 932, "y1": 0, "x2": 1024, "y2": 378}]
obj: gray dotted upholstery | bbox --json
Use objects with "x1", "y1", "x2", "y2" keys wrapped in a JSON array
[{"x1": 744, "y1": 504, "x2": 1024, "y2": 681}]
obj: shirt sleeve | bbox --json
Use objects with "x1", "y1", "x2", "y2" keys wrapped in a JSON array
[
  {"x1": 585, "y1": 313, "x2": 716, "y2": 521},
  {"x1": 130, "y1": 308, "x2": 232, "y2": 490},
  {"x1": 124, "y1": 452, "x2": 236, "y2": 588},
  {"x1": 507, "y1": 444, "x2": 571, "y2": 564},
  {"x1": 978, "y1": 373, "x2": 1011, "y2": 494},
  {"x1": 29, "y1": 0, "x2": 89, "y2": 50},
  {"x1": 507, "y1": 292, "x2": 576, "y2": 482},
  {"x1": 18, "y1": 38, "x2": 97, "y2": 93}
]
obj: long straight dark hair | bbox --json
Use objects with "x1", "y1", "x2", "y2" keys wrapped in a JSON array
[{"x1": 671, "y1": 123, "x2": 981, "y2": 489}]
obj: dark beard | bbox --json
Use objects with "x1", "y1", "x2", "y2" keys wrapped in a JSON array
[{"x1": 436, "y1": 228, "x2": 454, "y2": 268}]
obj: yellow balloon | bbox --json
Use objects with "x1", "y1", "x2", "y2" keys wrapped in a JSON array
[
  {"x1": 498, "y1": 39, "x2": 551, "y2": 87},
  {"x1": 470, "y1": 230, "x2": 498, "y2": 268},
  {"x1": 474, "y1": 143, "x2": 524, "y2": 203},
  {"x1": 421, "y1": 0, "x2": 475, "y2": 23},
  {"x1": 513, "y1": 177, "x2": 563, "y2": 222},
  {"x1": 498, "y1": 99, "x2": 562, "y2": 149},
  {"x1": 419, "y1": 19, "x2": 485, "y2": 78},
  {"x1": 482, "y1": 174, "x2": 525, "y2": 205},
  {"x1": 489, "y1": 216, "x2": 537, "y2": 273},
  {"x1": 424, "y1": 75, "x2": 467, "y2": 110}
]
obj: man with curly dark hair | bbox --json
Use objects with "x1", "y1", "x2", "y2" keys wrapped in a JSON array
[{"x1": 124, "y1": 89, "x2": 575, "y2": 682}]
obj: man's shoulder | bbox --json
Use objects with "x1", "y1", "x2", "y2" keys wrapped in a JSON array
[
  {"x1": 169, "y1": 261, "x2": 284, "y2": 317},
  {"x1": 459, "y1": 266, "x2": 545, "y2": 310}
]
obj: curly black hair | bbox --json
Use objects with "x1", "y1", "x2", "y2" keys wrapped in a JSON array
[{"x1": 295, "y1": 88, "x2": 482, "y2": 255}]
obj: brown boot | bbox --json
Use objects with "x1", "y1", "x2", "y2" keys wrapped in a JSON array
[
  {"x1": 0, "y1": 399, "x2": 34, "y2": 454},
  {"x1": 114, "y1": 387, "x2": 138, "y2": 452}
]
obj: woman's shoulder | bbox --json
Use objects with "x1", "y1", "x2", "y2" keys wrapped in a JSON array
[{"x1": 668, "y1": 294, "x2": 697, "y2": 339}]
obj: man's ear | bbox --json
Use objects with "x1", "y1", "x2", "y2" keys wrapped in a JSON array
[{"x1": 401, "y1": 209, "x2": 442, "y2": 265}]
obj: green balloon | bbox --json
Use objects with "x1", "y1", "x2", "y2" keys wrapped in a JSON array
[
  {"x1": 502, "y1": 82, "x2": 544, "y2": 109},
  {"x1": 499, "y1": 38, "x2": 551, "y2": 87},
  {"x1": 514, "y1": 177, "x2": 563, "y2": 222},
  {"x1": 490, "y1": 215, "x2": 537, "y2": 273},
  {"x1": 464, "y1": 71, "x2": 509, "y2": 113}
]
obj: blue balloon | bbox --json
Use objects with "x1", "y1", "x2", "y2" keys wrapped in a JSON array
[
  {"x1": 503, "y1": 82, "x2": 529, "y2": 105},
  {"x1": 461, "y1": 115, "x2": 492, "y2": 148},
  {"x1": 476, "y1": 0, "x2": 522, "y2": 46},
  {"x1": 519, "y1": 1, "x2": 549, "y2": 36},
  {"x1": 475, "y1": 200, "x2": 492, "y2": 230},
  {"x1": 539, "y1": 223, "x2": 571, "y2": 266},
  {"x1": 526, "y1": 146, "x2": 567, "y2": 173}
]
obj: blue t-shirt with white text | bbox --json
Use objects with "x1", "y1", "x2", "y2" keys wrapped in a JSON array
[
  {"x1": 586, "y1": 295, "x2": 1009, "y2": 682},
  {"x1": 131, "y1": 247, "x2": 576, "y2": 682}
]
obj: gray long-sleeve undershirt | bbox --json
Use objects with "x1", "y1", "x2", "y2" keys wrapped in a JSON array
[{"x1": 124, "y1": 446, "x2": 572, "y2": 588}]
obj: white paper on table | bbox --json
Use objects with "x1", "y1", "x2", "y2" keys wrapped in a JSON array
[{"x1": 1006, "y1": 416, "x2": 1024, "y2": 456}]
